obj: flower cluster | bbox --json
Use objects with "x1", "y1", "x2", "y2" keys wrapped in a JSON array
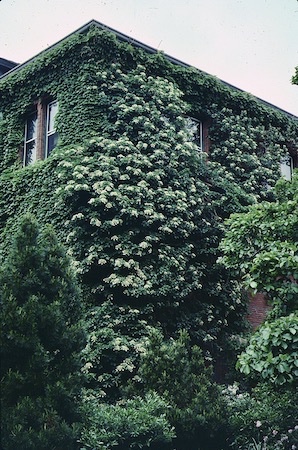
[{"x1": 251, "y1": 424, "x2": 298, "y2": 449}]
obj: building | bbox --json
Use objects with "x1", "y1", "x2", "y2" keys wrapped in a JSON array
[
  {"x1": 0, "y1": 20, "x2": 297, "y2": 329},
  {"x1": 0, "y1": 57, "x2": 18, "y2": 77},
  {"x1": 1, "y1": 20, "x2": 297, "y2": 175}
]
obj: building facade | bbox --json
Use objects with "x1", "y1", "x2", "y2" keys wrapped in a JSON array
[
  {"x1": 1, "y1": 20, "x2": 297, "y2": 174},
  {"x1": 0, "y1": 20, "x2": 297, "y2": 330}
]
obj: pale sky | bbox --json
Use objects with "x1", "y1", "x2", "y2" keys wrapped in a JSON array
[{"x1": 1, "y1": 0, "x2": 298, "y2": 116}]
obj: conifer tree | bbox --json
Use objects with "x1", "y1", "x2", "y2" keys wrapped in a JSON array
[{"x1": 0, "y1": 214, "x2": 86, "y2": 450}]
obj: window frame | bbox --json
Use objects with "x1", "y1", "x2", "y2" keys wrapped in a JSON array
[
  {"x1": 186, "y1": 116, "x2": 204, "y2": 152},
  {"x1": 23, "y1": 98, "x2": 58, "y2": 167}
]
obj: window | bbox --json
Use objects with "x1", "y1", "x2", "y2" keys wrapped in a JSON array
[
  {"x1": 280, "y1": 155, "x2": 293, "y2": 181},
  {"x1": 46, "y1": 100, "x2": 58, "y2": 157},
  {"x1": 186, "y1": 117, "x2": 203, "y2": 152},
  {"x1": 24, "y1": 110, "x2": 38, "y2": 166},
  {"x1": 23, "y1": 98, "x2": 58, "y2": 166}
]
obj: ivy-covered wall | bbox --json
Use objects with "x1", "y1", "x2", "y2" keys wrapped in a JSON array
[
  {"x1": 0, "y1": 23, "x2": 297, "y2": 360},
  {"x1": 1, "y1": 24, "x2": 297, "y2": 173}
]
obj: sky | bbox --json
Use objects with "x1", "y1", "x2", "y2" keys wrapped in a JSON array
[{"x1": 1, "y1": 0, "x2": 298, "y2": 116}]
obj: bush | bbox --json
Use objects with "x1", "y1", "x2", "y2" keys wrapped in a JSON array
[
  {"x1": 2, "y1": 396, "x2": 80, "y2": 450},
  {"x1": 237, "y1": 314, "x2": 298, "y2": 386},
  {"x1": 80, "y1": 391, "x2": 174, "y2": 449},
  {"x1": 135, "y1": 329, "x2": 228, "y2": 450},
  {"x1": 224, "y1": 383, "x2": 298, "y2": 449}
]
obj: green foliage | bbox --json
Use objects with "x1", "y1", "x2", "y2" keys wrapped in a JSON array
[
  {"x1": 54, "y1": 64, "x2": 213, "y2": 300},
  {"x1": 224, "y1": 383, "x2": 298, "y2": 449},
  {"x1": 1, "y1": 24, "x2": 298, "y2": 450},
  {"x1": 81, "y1": 301, "x2": 152, "y2": 402},
  {"x1": 208, "y1": 109, "x2": 296, "y2": 201},
  {"x1": 134, "y1": 329, "x2": 228, "y2": 449},
  {"x1": 220, "y1": 174, "x2": 298, "y2": 387},
  {"x1": 50, "y1": 64, "x2": 249, "y2": 363},
  {"x1": 220, "y1": 171, "x2": 298, "y2": 314},
  {"x1": 292, "y1": 66, "x2": 298, "y2": 85},
  {"x1": 236, "y1": 314, "x2": 298, "y2": 385},
  {"x1": 80, "y1": 391, "x2": 174, "y2": 449},
  {"x1": 0, "y1": 53, "x2": 252, "y2": 374},
  {"x1": 0, "y1": 26, "x2": 296, "y2": 346},
  {"x1": 0, "y1": 215, "x2": 86, "y2": 449},
  {"x1": 2, "y1": 397, "x2": 80, "y2": 450},
  {"x1": 0, "y1": 159, "x2": 69, "y2": 263}
]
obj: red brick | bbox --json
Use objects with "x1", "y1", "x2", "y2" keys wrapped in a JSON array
[{"x1": 247, "y1": 292, "x2": 270, "y2": 329}]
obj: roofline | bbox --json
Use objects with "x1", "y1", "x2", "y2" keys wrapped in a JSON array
[
  {"x1": 1, "y1": 19, "x2": 297, "y2": 120},
  {"x1": 0, "y1": 19, "x2": 192, "y2": 79},
  {"x1": 0, "y1": 57, "x2": 18, "y2": 67}
]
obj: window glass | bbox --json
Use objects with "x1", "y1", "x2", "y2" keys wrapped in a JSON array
[
  {"x1": 280, "y1": 155, "x2": 293, "y2": 180},
  {"x1": 26, "y1": 111, "x2": 38, "y2": 141},
  {"x1": 24, "y1": 140, "x2": 37, "y2": 166},
  {"x1": 47, "y1": 133, "x2": 59, "y2": 155},
  {"x1": 24, "y1": 111, "x2": 38, "y2": 165},
  {"x1": 186, "y1": 117, "x2": 203, "y2": 151},
  {"x1": 47, "y1": 101, "x2": 58, "y2": 132},
  {"x1": 46, "y1": 100, "x2": 58, "y2": 157}
]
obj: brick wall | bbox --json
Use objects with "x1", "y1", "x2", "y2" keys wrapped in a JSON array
[{"x1": 247, "y1": 292, "x2": 270, "y2": 329}]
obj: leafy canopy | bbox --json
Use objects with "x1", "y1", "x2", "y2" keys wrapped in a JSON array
[
  {"x1": 236, "y1": 314, "x2": 298, "y2": 386},
  {"x1": 220, "y1": 172, "x2": 298, "y2": 386},
  {"x1": 219, "y1": 171, "x2": 298, "y2": 314}
]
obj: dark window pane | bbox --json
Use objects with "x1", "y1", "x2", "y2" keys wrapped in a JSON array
[
  {"x1": 25, "y1": 140, "x2": 37, "y2": 165},
  {"x1": 26, "y1": 111, "x2": 38, "y2": 140},
  {"x1": 47, "y1": 132, "x2": 58, "y2": 156}
]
